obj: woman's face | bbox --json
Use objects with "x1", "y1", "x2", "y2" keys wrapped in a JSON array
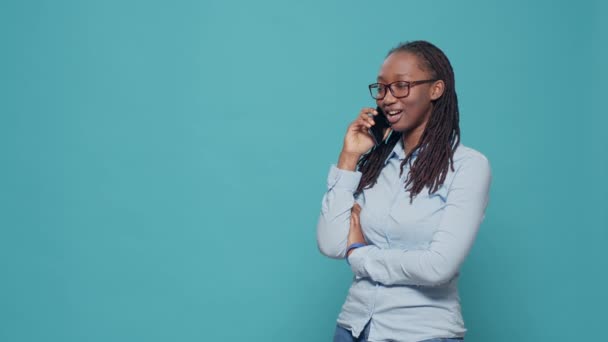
[{"x1": 375, "y1": 51, "x2": 443, "y2": 133}]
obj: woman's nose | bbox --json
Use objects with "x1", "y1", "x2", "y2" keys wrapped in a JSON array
[{"x1": 382, "y1": 90, "x2": 397, "y2": 105}]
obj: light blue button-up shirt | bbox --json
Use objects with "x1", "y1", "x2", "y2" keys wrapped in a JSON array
[{"x1": 316, "y1": 139, "x2": 491, "y2": 342}]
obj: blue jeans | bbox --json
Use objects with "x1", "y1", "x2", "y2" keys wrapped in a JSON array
[{"x1": 333, "y1": 321, "x2": 464, "y2": 342}]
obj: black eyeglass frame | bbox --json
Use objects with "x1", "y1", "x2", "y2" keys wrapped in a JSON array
[{"x1": 368, "y1": 79, "x2": 439, "y2": 100}]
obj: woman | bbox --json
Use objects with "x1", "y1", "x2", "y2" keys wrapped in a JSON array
[{"x1": 316, "y1": 40, "x2": 491, "y2": 342}]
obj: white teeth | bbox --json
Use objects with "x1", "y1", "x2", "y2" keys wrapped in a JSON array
[{"x1": 388, "y1": 110, "x2": 402, "y2": 115}]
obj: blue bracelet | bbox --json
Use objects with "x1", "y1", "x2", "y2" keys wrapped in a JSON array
[{"x1": 346, "y1": 242, "x2": 366, "y2": 264}]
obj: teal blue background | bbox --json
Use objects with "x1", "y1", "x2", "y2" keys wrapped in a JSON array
[{"x1": 1, "y1": 0, "x2": 606, "y2": 341}]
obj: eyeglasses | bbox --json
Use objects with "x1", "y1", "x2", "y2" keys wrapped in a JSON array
[{"x1": 368, "y1": 79, "x2": 438, "y2": 100}]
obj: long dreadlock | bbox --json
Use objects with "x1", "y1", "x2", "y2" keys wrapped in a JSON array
[{"x1": 355, "y1": 40, "x2": 461, "y2": 203}]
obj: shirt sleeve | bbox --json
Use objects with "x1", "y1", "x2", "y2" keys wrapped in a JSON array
[
  {"x1": 347, "y1": 154, "x2": 492, "y2": 286},
  {"x1": 316, "y1": 164, "x2": 362, "y2": 259}
]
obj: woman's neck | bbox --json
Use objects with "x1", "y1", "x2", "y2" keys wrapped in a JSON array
[{"x1": 402, "y1": 126, "x2": 425, "y2": 155}]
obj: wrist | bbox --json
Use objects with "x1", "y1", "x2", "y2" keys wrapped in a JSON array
[
  {"x1": 346, "y1": 242, "x2": 366, "y2": 257},
  {"x1": 338, "y1": 151, "x2": 361, "y2": 171}
]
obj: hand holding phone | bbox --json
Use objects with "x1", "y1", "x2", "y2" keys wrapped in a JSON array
[
  {"x1": 368, "y1": 106, "x2": 392, "y2": 146},
  {"x1": 340, "y1": 107, "x2": 392, "y2": 165}
]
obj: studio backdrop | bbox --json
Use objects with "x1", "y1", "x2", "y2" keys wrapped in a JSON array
[{"x1": 1, "y1": 1, "x2": 606, "y2": 341}]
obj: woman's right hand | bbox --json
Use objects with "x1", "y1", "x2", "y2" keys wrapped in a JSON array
[
  {"x1": 341, "y1": 107, "x2": 378, "y2": 156},
  {"x1": 337, "y1": 107, "x2": 391, "y2": 171}
]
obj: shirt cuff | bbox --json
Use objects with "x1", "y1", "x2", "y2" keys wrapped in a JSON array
[
  {"x1": 327, "y1": 164, "x2": 362, "y2": 192},
  {"x1": 347, "y1": 245, "x2": 374, "y2": 277}
]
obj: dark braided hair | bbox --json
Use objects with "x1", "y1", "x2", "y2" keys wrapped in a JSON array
[{"x1": 355, "y1": 40, "x2": 461, "y2": 203}]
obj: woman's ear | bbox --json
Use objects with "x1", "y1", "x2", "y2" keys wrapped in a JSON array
[{"x1": 430, "y1": 80, "x2": 445, "y2": 101}]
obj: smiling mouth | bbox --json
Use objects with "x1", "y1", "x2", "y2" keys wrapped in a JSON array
[{"x1": 386, "y1": 109, "x2": 403, "y2": 124}]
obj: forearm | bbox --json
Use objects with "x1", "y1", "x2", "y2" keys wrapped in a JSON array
[
  {"x1": 348, "y1": 155, "x2": 492, "y2": 286},
  {"x1": 347, "y1": 227, "x2": 478, "y2": 286},
  {"x1": 316, "y1": 163, "x2": 362, "y2": 259},
  {"x1": 337, "y1": 151, "x2": 360, "y2": 171}
]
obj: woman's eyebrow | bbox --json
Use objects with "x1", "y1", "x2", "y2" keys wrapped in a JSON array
[{"x1": 377, "y1": 73, "x2": 412, "y2": 81}]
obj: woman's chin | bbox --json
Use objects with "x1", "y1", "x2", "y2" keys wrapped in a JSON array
[{"x1": 389, "y1": 121, "x2": 409, "y2": 132}]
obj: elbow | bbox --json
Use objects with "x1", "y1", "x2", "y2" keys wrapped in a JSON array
[
  {"x1": 424, "y1": 270, "x2": 457, "y2": 286},
  {"x1": 317, "y1": 239, "x2": 346, "y2": 259},
  {"x1": 316, "y1": 215, "x2": 347, "y2": 259}
]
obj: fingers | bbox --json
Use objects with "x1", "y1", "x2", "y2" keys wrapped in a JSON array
[
  {"x1": 359, "y1": 108, "x2": 377, "y2": 128},
  {"x1": 348, "y1": 211, "x2": 357, "y2": 244},
  {"x1": 349, "y1": 108, "x2": 377, "y2": 133},
  {"x1": 351, "y1": 206, "x2": 361, "y2": 230},
  {"x1": 348, "y1": 205, "x2": 365, "y2": 247},
  {"x1": 349, "y1": 209, "x2": 362, "y2": 238},
  {"x1": 350, "y1": 205, "x2": 360, "y2": 225},
  {"x1": 349, "y1": 210, "x2": 360, "y2": 233}
]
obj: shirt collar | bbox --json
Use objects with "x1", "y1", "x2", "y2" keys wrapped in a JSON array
[{"x1": 383, "y1": 139, "x2": 420, "y2": 165}]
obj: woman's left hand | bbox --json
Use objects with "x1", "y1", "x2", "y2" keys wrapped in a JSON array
[{"x1": 347, "y1": 203, "x2": 366, "y2": 256}]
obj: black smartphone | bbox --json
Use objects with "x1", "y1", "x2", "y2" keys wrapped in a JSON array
[{"x1": 368, "y1": 106, "x2": 391, "y2": 146}]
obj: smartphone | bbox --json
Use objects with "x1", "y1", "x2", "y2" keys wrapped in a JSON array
[{"x1": 368, "y1": 106, "x2": 391, "y2": 146}]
